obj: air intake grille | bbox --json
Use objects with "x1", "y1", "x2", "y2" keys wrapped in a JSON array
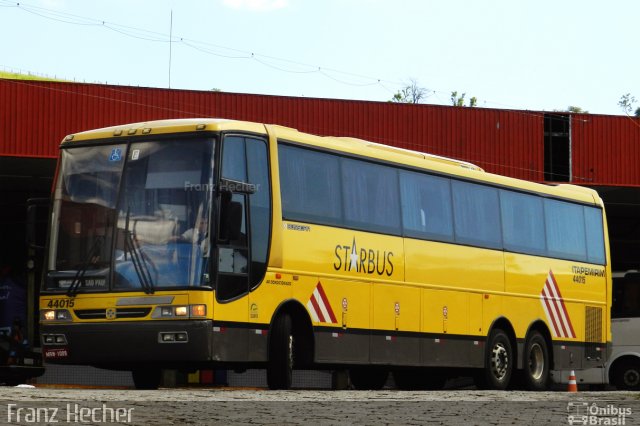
[{"x1": 585, "y1": 306, "x2": 603, "y2": 359}]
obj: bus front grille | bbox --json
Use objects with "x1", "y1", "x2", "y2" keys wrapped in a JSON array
[{"x1": 74, "y1": 308, "x2": 152, "y2": 320}]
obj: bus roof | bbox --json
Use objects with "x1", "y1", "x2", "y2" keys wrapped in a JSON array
[{"x1": 62, "y1": 118, "x2": 603, "y2": 206}]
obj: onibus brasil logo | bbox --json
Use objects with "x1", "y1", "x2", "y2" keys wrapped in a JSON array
[{"x1": 567, "y1": 402, "x2": 632, "y2": 425}]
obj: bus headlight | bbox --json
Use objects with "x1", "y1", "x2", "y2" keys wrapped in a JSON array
[
  {"x1": 152, "y1": 305, "x2": 207, "y2": 319},
  {"x1": 56, "y1": 310, "x2": 72, "y2": 321},
  {"x1": 41, "y1": 309, "x2": 72, "y2": 322}
]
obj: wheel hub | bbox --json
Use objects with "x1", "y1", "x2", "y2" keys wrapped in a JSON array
[
  {"x1": 528, "y1": 343, "x2": 544, "y2": 380},
  {"x1": 491, "y1": 343, "x2": 509, "y2": 380},
  {"x1": 623, "y1": 369, "x2": 640, "y2": 387}
]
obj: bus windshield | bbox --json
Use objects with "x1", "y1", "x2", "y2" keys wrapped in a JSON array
[{"x1": 47, "y1": 138, "x2": 215, "y2": 292}]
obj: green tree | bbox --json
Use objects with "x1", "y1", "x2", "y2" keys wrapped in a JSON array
[
  {"x1": 566, "y1": 106, "x2": 588, "y2": 113},
  {"x1": 451, "y1": 91, "x2": 477, "y2": 107},
  {"x1": 618, "y1": 93, "x2": 637, "y2": 116},
  {"x1": 390, "y1": 79, "x2": 429, "y2": 104}
]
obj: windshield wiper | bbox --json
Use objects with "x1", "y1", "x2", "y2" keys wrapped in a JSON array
[
  {"x1": 123, "y1": 230, "x2": 155, "y2": 294},
  {"x1": 122, "y1": 210, "x2": 155, "y2": 294},
  {"x1": 67, "y1": 236, "x2": 104, "y2": 297}
]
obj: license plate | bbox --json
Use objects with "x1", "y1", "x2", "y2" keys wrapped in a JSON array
[
  {"x1": 22, "y1": 358, "x2": 34, "y2": 365},
  {"x1": 44, "y1": 348, "x2": 69, "y2": 359}
]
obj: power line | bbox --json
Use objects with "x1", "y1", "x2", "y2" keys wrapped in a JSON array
[
  {"x1": 0, "y1": 0, "x2": 402, "y2": 92},
  {"x1": 0, "y1": 0, "x2": 612, "y2": 114}
]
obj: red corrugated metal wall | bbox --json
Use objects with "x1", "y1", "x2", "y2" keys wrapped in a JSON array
[
  {"x1": 572, "y1": 114, "x2": 640, "y2": 186},
  {"x1": 1, "y1": 78, "x2": 550, "y2": 181}
]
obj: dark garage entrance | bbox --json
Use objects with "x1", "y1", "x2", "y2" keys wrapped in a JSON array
[{"x1": 0, "y1": 156, "x2": 55, "y2": 343}]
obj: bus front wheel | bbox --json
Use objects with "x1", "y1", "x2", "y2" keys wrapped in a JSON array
[
  {"x1": 267, "y1": 313, "x2": 294, "y2": 390},
  {"x1": 131, "y1": 368, "x2": 161, "y2": 390}
]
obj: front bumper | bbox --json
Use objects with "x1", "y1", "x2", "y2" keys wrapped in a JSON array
[{"x1": 41, "y1": 320, "x2": 213, "y2": 366}]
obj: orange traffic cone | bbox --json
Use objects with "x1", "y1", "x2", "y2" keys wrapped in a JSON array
[{"x1": 567, "y1": 370, "x2": 578, "y2": 392}]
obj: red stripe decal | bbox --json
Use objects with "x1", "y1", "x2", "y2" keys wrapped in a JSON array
[
  {"x1": 315, "y1": 282, "x2": 337, "y2": 324},
  {"x1": 549, "y1": 271, "x2": 576, "y2": 338},
  {"x1": 309, "y1": 292, "x2": 326, "y2": 323},
  {"x1": 542, "y1": 286, "x2": 562, "y2": 337}
]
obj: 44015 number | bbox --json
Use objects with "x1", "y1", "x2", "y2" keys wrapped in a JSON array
[{"x1": 47, "y1": 299, "x2": 75, "y2": 308}]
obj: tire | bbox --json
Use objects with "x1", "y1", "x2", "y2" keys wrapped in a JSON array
[
  {"x1": 613, "y1": 359, "x2": 640, "y2": 391},
  {"x1": 475, "y1": 328, "x2": 513, "y2": 390},
  {"x1": 267, "y1": 314, "x2": 294, "y2": 390},
  {"x1": 3, "y1": 378, "x2": 23, "y2": 387},
  {"x1": 393, "y1": 369, "x2": 446, "y2": 390},
  {"x1": 523, "y1": 331, "x2": 550, "y2": 391},
  {"x1": 131, "y1": 368, "x2": 161, "y2": 390},
  {"x1": 349, "y1": 368, "x2": 388, "y2": 390}
]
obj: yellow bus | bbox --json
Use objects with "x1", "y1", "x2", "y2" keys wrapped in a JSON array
[{"x1": 39, "y1": 118, "x2": 611, "y2": 390}]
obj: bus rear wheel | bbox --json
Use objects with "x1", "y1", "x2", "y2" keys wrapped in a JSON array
[
  {"x1": 475, "y1": 328, "x2": 513, "y2": 390},
  {"x1": 267, "y1": 313, "x2": 294, "y2": 390},
  {"x1": 613, "y1": 359, "x2": 640, "y2": 390},
  {"x1": 131, "y1": 368, "x2": 161, "y2": 390},
  {"x1": 523, "y1": 331, "x2": 549, "y2": 391}
]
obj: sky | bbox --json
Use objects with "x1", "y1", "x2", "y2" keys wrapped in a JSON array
[{"x1": 0, "y1": 0, "x2": 638, "y2": 116}]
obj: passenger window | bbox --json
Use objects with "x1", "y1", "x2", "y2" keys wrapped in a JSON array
[
  {"x1": 500, "y1": 190, "x2": 546, "y2": 255},
  {"x1": 584, "y1": 207, "x2": 605, "y2": 265},
  {"x1": 399, "y1": 170, "x2": 453, "y2": 241},
  {"x1": 452, "y1": 181, "x2": 502, "y2": 249},
  {"x1": 279, "y1": 144, "x2": 342, "y2": 225},
  {"x1": 544, "y1": 199, "x2": 587, "y2": 262},
  {"x1": 341, "y1": 158, "x2": 401, "y2": 235}
]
